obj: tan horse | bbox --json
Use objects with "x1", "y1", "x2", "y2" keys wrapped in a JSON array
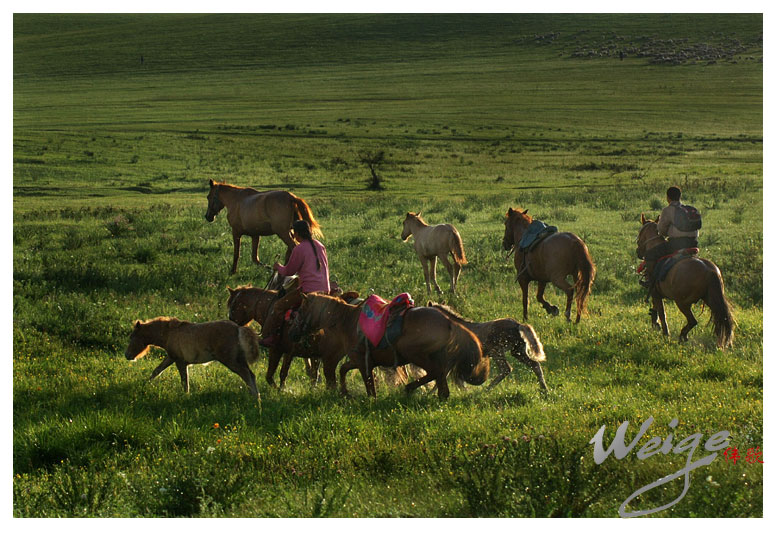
[
  {"x1": 227, "y1": 285, "x2": 320, "y2": 389},
  {"x1": 124, "y1": 317, "x2": 260, "y2": 398},
  {"x1": 637, "y1": 215, "x2": 734, "y2": 348},
  {"x1": 289, "y1": 293, "x2": 490, "y2": 400},
  {"x1": 205, "y1": 179, "x2": 322, "y2": 274},
  {"x1": 427, "y1": 302, "x2": 548, "y2": 392},
  {"x1": 503, "y1": 207, "x2": 596, "y2": 322},
  {"x1": 401, "y1": 212, "x2": 467, "y2": 294}
]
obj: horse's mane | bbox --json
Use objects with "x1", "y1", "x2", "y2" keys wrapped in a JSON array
[
  {"x1": 305, "y1": 292, "x2": 356, "y2": 328},
  {"x1": 428, "y1": 302, "x2": 474, "y2": 324},
  {"x1": 136, "y1": 316, "x2": 186, "y2": 329}
]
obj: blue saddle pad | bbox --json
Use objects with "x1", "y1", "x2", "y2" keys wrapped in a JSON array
[
  {"x1": 655, "y1": 253, "x2": 693, "y2": 282},
  {"x1": 519, "y1": 220, "x2": 558, "y2": 252}
]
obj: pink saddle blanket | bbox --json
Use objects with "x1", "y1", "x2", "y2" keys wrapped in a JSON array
[{"x1": 358, "y1": 293, "x2": 414, "y2": 347}]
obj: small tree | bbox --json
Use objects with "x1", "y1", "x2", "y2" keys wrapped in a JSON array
[{"x1": 358, "y1": 149, "x2": 386, "y2": 190}]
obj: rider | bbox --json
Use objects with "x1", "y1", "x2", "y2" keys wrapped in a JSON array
[
  {"x1": 258, "y1": 219, "x2": 330, "y2": 347},
  {"x1": 641, "y1": 186, "x2": 699, "y2": 289}
]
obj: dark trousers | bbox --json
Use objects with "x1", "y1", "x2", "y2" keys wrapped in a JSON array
[{"x1": 644, "y1": 236, "x2": 698, "y2": 284}]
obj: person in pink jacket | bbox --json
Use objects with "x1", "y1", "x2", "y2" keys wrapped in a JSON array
[{"x1": 259, "y1": 220, "x2": 330, "y2": 346}]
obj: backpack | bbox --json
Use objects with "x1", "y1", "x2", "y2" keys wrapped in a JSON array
[{"x1": 674, "y1": 204, "x2": 702, "y2": 231}]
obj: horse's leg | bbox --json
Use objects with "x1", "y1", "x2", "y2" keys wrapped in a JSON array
[
  {"x1": 419, "y1": 255, "x2": 432, "y2": 294},
  {"x1": 515, "y1": 348, "x2": 548, "y2": 393},
  {"x1": 278, "y1": 353, "x2": 295, "y2": 390},
  {"x1": 339, "y1": 358, "x2": 359, "y2": 396},
  {"x1": 519, "y1": 278, "x2": 530, "y2": 321},
  {"x1": 148, "y1": 355, "x2": 175, "y2": 382},
  {"x1": 231, "y1": 230, "x2": 242, "y2": 274},
  {"x1": 487, "y1": 355, "x2": 512, "y2": 389},
  {"x1": 438, "y1": 254, "x2": 456, "y2": 293},
  {"x1": 652, "y1": 293, "x2": 669, "y2": 337},
  {"x1": 429, "y1": 256, "x2": 442, "y2": 294},
  {"x1": 175, "y1": 361, "x2": 190, "y2": 393},
  {"x1": 251, "y1": 235, "x2": 261, "y2": 265},
  {"x1": 323, "y1": 358, "x2": 338, "y2": 390},
  {"x1": 265, "y1": 348, "x2": 283, "y2": 388},
  {"x1": 535, "y1": 281, "x2": 559, "y2": 317},
  {"x1": 305, "y1": 358, "x2": 320, "y2": 387},
  {"x1": 550, "y1": 275, "x2": 574, "y2": 321},
  {"x1": 405, "y1": 370, "x2": 437, "y2": 394},
  {"x1": 435, "y1": 373, "x2": 450, "y2": 400},
  {"x1": 224, "y1": 358, "x2": 260, "y2": 398},
  {"x1": 675, "y1": 300, "x2": 698, "y2": 343},
  {"x1": 280, "y1": 231, "x2": 295, "y2": 263}
]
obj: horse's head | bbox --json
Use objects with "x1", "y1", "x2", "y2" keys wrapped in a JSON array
[
  {"x1": 205, "y1": 179, "x2": 225, "y2": 222},
  {"x1": 401, "y1": 211, "x2": 421, "y2": 241},
  {"x1": 636, "y1": 213, "x2": 661, "y2": 259},
  {"x1": 227, "y1": 287, "x2": 254, "y2": 326},
  {"x1": 503, "y1": 207, "x2": 530, "y2": 251},
  {"x1": 125, "y1": 320, "x2": 151, "y2": 360}
]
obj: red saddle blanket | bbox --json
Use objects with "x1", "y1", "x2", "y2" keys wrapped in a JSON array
[{"x1": 359, "y1": 293, "x2": 414, "y2": 347}]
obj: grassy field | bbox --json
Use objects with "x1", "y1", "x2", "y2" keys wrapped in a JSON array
[{"x1": 12, "y1": 13, "x2": 762, "y2": 518}]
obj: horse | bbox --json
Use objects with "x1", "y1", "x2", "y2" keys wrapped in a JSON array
[
  {"x1": 205, "y1": 179, "x2": 322, "y2": 274},
  {"x1": 124, "y1": 317, "x2": 260, "y2": 399},
  {"x1": 227, "y1": 285, "x2": 321, "y2": 389},
  {"x1": 401, "y1": 212, "x2": 467, "y2": 294},
  {"x1": 503, "y1": 207, "x2": 596, "y2": 322},
  {"x1": 427, "y1": 302, "x2": 548, "y2": 392},
  {"x1": 288, "y1": 293, "x2": 490, "y2": 400},
  {"x1": 636, "y1": 214, "x2": 734, "y2": 349}
]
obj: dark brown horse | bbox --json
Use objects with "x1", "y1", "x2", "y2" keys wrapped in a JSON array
[
  {"x1": 427, "y1": 302, "x2": 548, "y2": 392},
  {"x1": 289, "y1": 293, "x2": 490, "y2": 399},
  {"x1": 227, "y1": 285, "x2": 321, "y2": 389},
  {"x1": 503, "y1": 207, "x2": 596, "y2": 322},
  {"x1": 205, "y1": 179, "x2": 322, "y2": 274},
  {"x1": 637, "y1": 215, "x2": 734, "y2": 348}
]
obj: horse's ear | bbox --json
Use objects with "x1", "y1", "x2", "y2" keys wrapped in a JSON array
[
  {"x1": 209, "y1": 178, "x2": 215, "y2": 187},
  {"x1": 640, "y1": 213, "x2": 647, "y2": 224},
  {"x1": 226, "y1": 285, "x2": 234, "y2": 294},
  {"x1": 134, "y1": 320, "x2": 141, "y2": 329},
  {"x1": 507, "y1": 207, "x2": 514, "y2": 215},
  {"x1": 521, "y1": 209, "x2": 529, "y2": 215}
]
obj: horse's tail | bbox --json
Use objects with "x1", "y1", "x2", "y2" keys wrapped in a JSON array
[
  {"x1": 291, "y1": 195, "x2": 323, "y2": 239},
  {"x1": 706, "y1": 267, "x2": 734, "y2": 349},
  {"x1": 517, "y1": 323, "x2": 546, "y2": 362},
  {"x1": 238, "y1": 326, "x2": 260, "y2": 365},
  {"x1": 573, "y1": 239, "x2": 596, "y2": 318},
  {"x1": 445, "y1": 320, "x2": 489, "y2": 385},
  {"x1": 449, "y1": 228, "x2": 468, "y2": 265}
]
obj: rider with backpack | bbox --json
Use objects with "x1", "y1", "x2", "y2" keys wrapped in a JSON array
[{"x1": 640, "y1": 186, "x2": 701, "y2": 289}]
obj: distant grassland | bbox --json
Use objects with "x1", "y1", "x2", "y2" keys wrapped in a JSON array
[{"x1": 13, "y1": 14, "x2": 762, "y2": 517}]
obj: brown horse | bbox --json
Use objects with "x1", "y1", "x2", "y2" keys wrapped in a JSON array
[
  {"x1": 124, "y1": 317, "x2": 260, "y2": 398},
  {"x1": 637, "y1": 215, "x2": 734, "y2": 348},
  {"x1": 289, "y1": 293, "x2": 490, "y2": 399},
  {"x1": 503, "y1": 207, "x2": 596, "y2": 322},
  {"x1": 205, "y1": 179, "x2": 322, "y2": 274},
  {"x1": 427, "y1": 302, "x2": 548, "y2": 392},
  {"x1": 227, "y1": 285, "x2": 320, "y2": 389},
  {"x1": 401, "y1": 212, "x2": 467, "y2": 294}
]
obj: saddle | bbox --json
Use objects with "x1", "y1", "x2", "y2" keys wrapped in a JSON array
[
  {"x1": 519, "y1": 220, "x2": 558, "y2": 252},
  {"x1": 358, "y1": 293, "x2": 414, "y2": 348},
  {"x1": 654, "y1": 248, "x2": 699, "y2": 283}
]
